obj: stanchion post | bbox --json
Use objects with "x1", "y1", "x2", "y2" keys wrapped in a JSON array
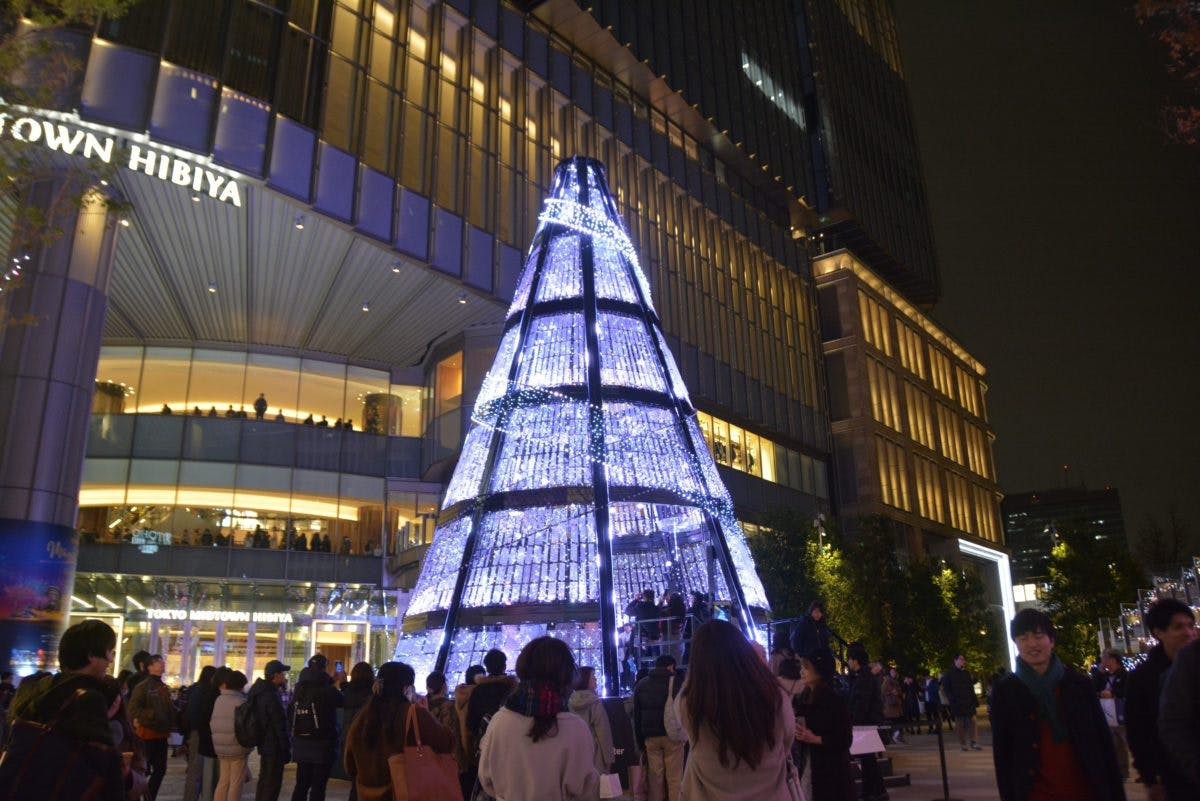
[{"x1": 931, "y1": 715, "x2": 963, "y2": 801}]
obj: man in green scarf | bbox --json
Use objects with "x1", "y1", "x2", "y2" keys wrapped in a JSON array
[{"x1": 991, "y1": 609, "x2": 1125, "y2": 801}]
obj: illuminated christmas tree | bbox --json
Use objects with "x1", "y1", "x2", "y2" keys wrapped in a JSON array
[{"x1": 395, "y1": 157, "x2": 769, "y2": 694}]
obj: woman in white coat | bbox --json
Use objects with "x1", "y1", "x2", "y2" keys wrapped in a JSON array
[{"x1": 209, "y1": 670, "x2": 252, "y2": 801}]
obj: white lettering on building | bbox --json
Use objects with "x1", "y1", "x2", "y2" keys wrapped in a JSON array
[
  {"x1": 146, "y1": 609, "x2": 295, "y2": 624},
  {"x1": 1, "y1": 111, "x2": 243, "y2": 208}
]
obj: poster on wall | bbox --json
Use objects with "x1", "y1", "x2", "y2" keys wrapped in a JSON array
[{"x1": 0, "y1": 518, "x2": 79, "y2": 674}]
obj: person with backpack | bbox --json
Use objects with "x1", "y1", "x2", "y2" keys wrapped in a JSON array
[
  {"x1": 567, "y1": 666, "x2": 615, "y2": 775},
  {"x1": 288, "y1": 655, "x2": 343, "y2": 801},
  {"x1": 211, "y1": 670, "x2": 251, "y2": 801},
  {"x1": 632, "y1": 654, "x2": 685, "y2": 801},
  {"x1": 465, "y1": 649, "x2": 518, "y2": 772},
  {"x1": 243, "y1": 660, "x2": 290, "y2": 801},
  {"x1": 128, "y1": 654, "x2": 174, "y2": 800},
  {"x1": 453, "y1": 664, "x2": 486, "y2": 796}
]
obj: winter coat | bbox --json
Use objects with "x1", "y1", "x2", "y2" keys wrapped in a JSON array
[
  {"x1": 454, "y1": 681, "x2": 476, "y2": 767},
  {"x1": 990, "y1": 668, "x2": 1125, "y2": 801},
  {"x1": 1092, "y1": 668, "x2": 1128, "y2": 699},
  {"x1": 288, "y1": 667, "x2": 344, "y2": 763},
  {"x1": 464, "y1": 674, "x2": 517, "y2": 762},
  {"x1": 568, "y1": 688, "x2": 615, "y2": 773},
  {"x1": 789, "y1": 616, "x2": 831, "y2": 658},
  {"x1": 427, "y1": 695, "x2": 464, "y2": 771},
  {"x1": 185, "y1": 681, "x2": 219, "y2": 756},
  {"x1": 941, "y1": 666, "x2": 978, "y2": 717},
  {"x1": 478, "y1": 706, "x2": 599, "y2": 801},
  {"x1": 625, "y1": 598, "x2": 662, "y2": 642},
  {"x1": 245, "y1": 677, "x2": 289, "y2": 758},
  {"x1": 1126, "y1": 644, "x2": 1177, "y2": 789},
  {"x1": 128, "y1": 674, "x2": 174, "y2": 737},
  {"x1": 210, "y1": 689, "x2": 250, "y2": 758},
  {"x1": 846, "y1": 668, "x2": 884, "y2": 726},
  {"x1": 344, "y1": 699, "x2": 454, "y2": 801},
  {"x1": 795, "y1": 683, "x2": 855, "y2": 801},
  {"x1": 881, "y1": 675, "x2": 903, "y2": 720},
  {"x1": 341, "y1": 680, "x2": 373, "y2": 732},
  {"x1": 632, "y1": 667, "x2": 680, "y2": 746},
  {"x1": 676, "y1": 685, "x2": 795, "y2": 801},
  {"x1": 1159, "y1": 639, "x2": 1200, "y2": 797},
  {"x1": 2, "y1": 672, "x2": 125, "y2": 801}
]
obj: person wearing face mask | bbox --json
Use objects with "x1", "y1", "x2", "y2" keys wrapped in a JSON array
[{"x1": 991, "y1": 609, "x2": 1125, "y2": 801}]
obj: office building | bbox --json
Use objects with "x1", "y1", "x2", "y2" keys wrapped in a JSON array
[{"x1": 1002, "y1": 487, "x2": 1128, "y2": 584}]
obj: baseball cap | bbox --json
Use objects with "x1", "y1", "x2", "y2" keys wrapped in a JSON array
[{"x1": 265, "y1": 659, "x2": 291, "y2": 677}]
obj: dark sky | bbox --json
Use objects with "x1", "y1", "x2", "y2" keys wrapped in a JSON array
[{"x1": 893, "y1": 1, "x2": 1200, "y2": 542}]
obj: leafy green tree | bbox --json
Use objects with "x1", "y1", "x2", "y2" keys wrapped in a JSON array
[{"x1": 1043, "y1": 524, "x2": 1147, "y2": 669}]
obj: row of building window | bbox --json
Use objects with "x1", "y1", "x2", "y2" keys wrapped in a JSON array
[
  {"x1": 857, "y1": 291, "x2": 984, "y2": 420},
  {"x1": 865, "y1": 357, "x2": 993, "y2": 481},
  {"x1": 695, "y1": 411, "x2": 828, "y2": 499},
  {"x1": 875, "y1": 435, "x2": 1000, "y2": 543}
]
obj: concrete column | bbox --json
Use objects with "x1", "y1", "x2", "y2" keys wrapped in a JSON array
[{"x1": 0, "y1": 176, "x2": 119, "y2": 674}]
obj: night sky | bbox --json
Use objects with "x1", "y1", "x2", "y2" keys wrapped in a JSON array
[{"x1": 893, "y1": 1, "x2": 1200, "y2": 546}]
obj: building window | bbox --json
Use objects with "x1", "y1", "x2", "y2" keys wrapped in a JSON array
[{"x1": 875, "y1": 435, "x2": 910, "y2": 511}]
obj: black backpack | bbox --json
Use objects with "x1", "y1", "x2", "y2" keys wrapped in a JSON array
[
  {"x1": 291, "y1": 687, "x2": 333, "y2": 740},
  {"x1": 234, "y1": 698, "x2": 263, "y2": 748}
]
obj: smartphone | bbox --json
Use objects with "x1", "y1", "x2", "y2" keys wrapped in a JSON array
[{"x1": 335, "y1": 660, "x2": 344, "y2": 674}]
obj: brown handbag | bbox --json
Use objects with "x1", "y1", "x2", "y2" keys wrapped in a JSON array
[{"x1": 386, "y1": 704, "x2": 463, "y2": 801}]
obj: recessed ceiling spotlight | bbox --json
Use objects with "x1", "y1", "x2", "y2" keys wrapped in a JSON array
[
  {"x1": 361, "y1": 301, "x2": 370, "y2": 312},
  {"x1": 192, "y1": 194, "x2": 201, "y2": 202},
  {"x1": 294, "y1": 214, "x2": 305, "y2": 230},
  {"x1": 391, "y1": 261, "x2": 401, "y2": 274},
  {"x1": 457, "y1": 293, "x2": 468, "y2": 305},
  {"x1": 207, "y1": 282, "x2": 217, "y2": 293},
  {"x1": 119, "y1": 218, "x2": 130, "y2": 228}
]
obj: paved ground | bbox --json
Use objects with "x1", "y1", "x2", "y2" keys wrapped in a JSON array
[{"x1": 154, "y1": 720, "x2": 1149, "y2": 800}]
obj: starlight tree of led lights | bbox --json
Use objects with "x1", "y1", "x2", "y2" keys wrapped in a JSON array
[{"x1": 395, "y1": 156, "x2": 770, "y2": 695}]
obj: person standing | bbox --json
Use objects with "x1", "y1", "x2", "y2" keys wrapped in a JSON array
[
  {"x1": 288, "y1": 655, "x2": 343, "y2": 801},
  {"x1": 245, "y1": 660, "x2": 291, "y2": 801},
  {"x1": 183, "y1": 665, "x2": 219, "y2": 801},
  {"x1": 1093, "y1": 648, "x2": 1130, "y2": 780},
  {"x1": 210, "y1": 670, "x2": 251, "y2": 801},
  {"x1": 340, "y1": 662, "x2": 375, "y2": 801},
  {"x1": 1126, "y1": 598, "x2": 1198, "y2": 801},
  {"x1": 881, "y1": 665, "x2": 904, "y2": 744},
  {"x1": 793, "y1": 651, "x2": 855, "y2": 801},
  {"x1": 253, "y1": 393, "x2": 268, "y2": 420},
  {"x1": 344, "y1": 662, "x2": 454, "y2": 801},
  {"x1": 789, "y1": 600, "x2": 837, "y2": 659},
  {"x1": 633, "y1": 654, "x2": 685, "y2": 801},
  {"x1": 942, "y1": 655, "x2": 981, "y2": 751},
  {"x1": 126, "y1": 650, "x2": 152, "y2": 696},
  {"x1": 477, "y1": 637, "x2": 599, "y2": 801},
  {"x1": 453, "y1": 664, "x2": 486, "y2": 795},
  {"x1": 1159, "y1": 638, "x2": 1200, "y2": 799},
  {"x1": 923, "y1": 673, "x2": 942, "y2": 734},
  {"x1": 128, "y1": 654, "x2": 174, "y2": 800},
  {"x1": 846, "y1": 643, "x2": 888, "y2": 801},
  {"x1": 568, "y1": 666, "x2": 615, "y2": 776},
  {"x1": 425, "y1": 671, "x2": 463, "y2": 775},
  {"x1": 991, "y1": 608, "x2": 1125, "y2": 801},
  {"x1": 675, "y1": 620, "x2": 795, "y2": 801},
  {"x1": 626, "y1": 589, "x2": 663, "y2": 661},
  {"x1": 465, "y1": 649, "x2": 518, "y2": 766},
  {"x1": 1, "y1": 620, "x2": 124, "y2": 800}
]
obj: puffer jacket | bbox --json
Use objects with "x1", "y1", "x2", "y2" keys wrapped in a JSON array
[
  {"x1": 210, "y1": 689, "x2": 251, "y2": 758},
  {"x1": 128, "y1": 674, "x2": 174, "y2": 737},
  {"x1": 632, "y1": 667, "x2": 681, "y2": 747}
]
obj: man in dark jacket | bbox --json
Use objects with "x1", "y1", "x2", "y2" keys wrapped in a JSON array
[
  {"x1": 1159, "y1": 638, "x2": 1200, "y2": 799},
  {"x1": 789, "y1": 600, "x2": 834, "y2": 658},
  {"x1": 465, "y1": 649, "x2": 518, "y2": 764},
  {"x1": 0, "y1": 620, "x2": 124, "y2": 801},
  {"x1": 289, "y1": 656, "x2": 343, "y2": 801},
  {"x1": 942, "y1": 654, "x2": 980, "y2": 750},
  {"x1": 632, "y1": 655, "x2": 684, "y2": 801},
  {"x1": 185, "y1": 665, "x2": 223, "y2": 801},
  {"x1": 125, "y1": 650, "x2": 151, "y2": 696},
  {"x1": 1126, "y1": 598, "x2": 1197, "y2": 801},
  {"x1": 246, "y1": 659, "x2": 291, "y2": 801},
  {"x1": 991, "y1": 609, "x2": 1125, "y2": 801},
  {"x1": 846, "y1": 642, "x2": 887, "y2": 801},
  {"x1": 626, "y1": 589, "x2": 663, "y2": 661}
]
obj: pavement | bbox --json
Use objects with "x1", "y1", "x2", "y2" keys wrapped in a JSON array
[{"x1": 152, "y1": 720, "x2": 1151, "y2": 800}]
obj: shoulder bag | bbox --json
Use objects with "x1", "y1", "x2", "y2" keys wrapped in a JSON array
[{"x1": 387, "y1": 704, "x2": 463, "y2": 801}]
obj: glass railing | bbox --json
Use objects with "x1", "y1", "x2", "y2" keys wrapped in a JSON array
[{"x1": 77, "y1": 541, "x2": 383, "y2": 584}]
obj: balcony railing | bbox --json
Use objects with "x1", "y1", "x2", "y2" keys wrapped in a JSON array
[{"x1": 77, "y1": 541, "x2": 383, "y2": 584}]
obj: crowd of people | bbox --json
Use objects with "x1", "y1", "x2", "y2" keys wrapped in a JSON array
[
  {"x1": 156, "y1": 392, "x2": 358, "y2": 431},
  {"x1": 2, "y1": 597, "x2": 1197, "y2": 801},
  {"x1": 79, "y1": 524, "x2": 380, "y2": 556}
]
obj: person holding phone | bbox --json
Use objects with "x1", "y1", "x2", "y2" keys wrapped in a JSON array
[{"x1": 793, "y1": 651, "x2": 854, "y2": 801}]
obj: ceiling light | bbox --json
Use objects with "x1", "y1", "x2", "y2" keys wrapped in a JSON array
[
  {"x1": 457, "y1": 293, "x2": 468, "y2": 305},
  {"x1": 95, "y1": 593, "x2": 120, "y2": 609},
  {"x1": 294, "y1": 214, "x2": 305, "y2": 230},
  {"x1": 391, "y1": 261, "x2": 401, "y2": 273},
  {"x1": 125, "y1": 595, "x2": 145, "y2": 610},
  {"x1": 119, "y1": 218, "x2": 130, "y2": 227},
  {"x1": 361, "y1": 301, "x2": 370, "y2": 312},
  {"x1": 207, "y1": 282, "x2": 217, "y2": 293},
  {"x1": 71, "y1": 595, "x2": 93, "y2": 608},
  {"x1": 99, "y1": 179, "x2": 108, "y2": 186}
]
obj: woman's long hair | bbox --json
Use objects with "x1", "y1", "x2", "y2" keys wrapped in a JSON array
[
  {"x1": 514, "y1": 636, "x2": 576, "y2": 743},
  {"x1": 355, "y1": 661, "x2": 414, "y2": 745},
  {"x1": 683, "y1": 619, "x2": 781, "y2": 769}
]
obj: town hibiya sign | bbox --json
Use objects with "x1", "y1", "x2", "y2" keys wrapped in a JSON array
[{"x1": 0, "y1": 108, "x2": 244, "y2": 208}]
